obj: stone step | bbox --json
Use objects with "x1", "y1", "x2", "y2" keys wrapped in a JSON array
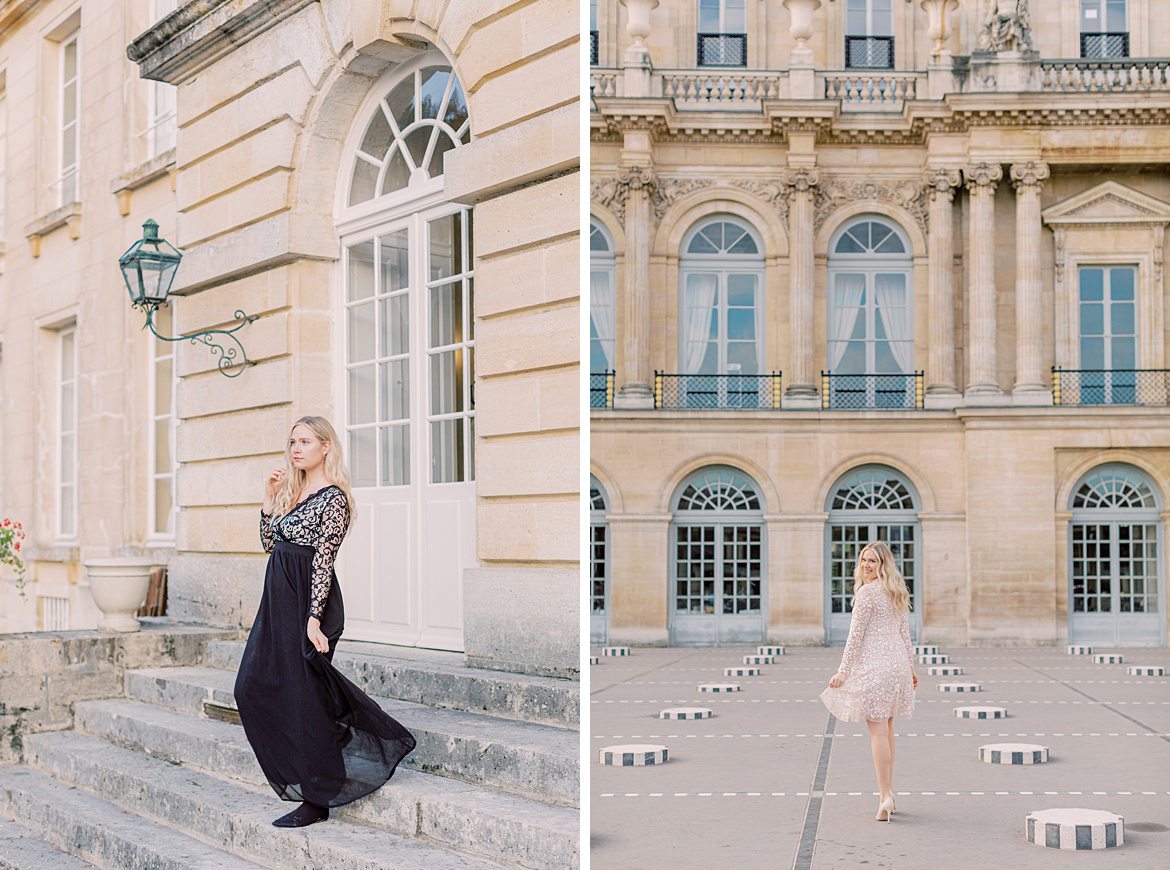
[
  {"x1": 73, "y1": 698, "x2": 577, "y2": 870},
  {"x1": 0, "y1": 818, "x2": 98, "y2": 869},
  {"x1": 203, "y1": 640, "x2": 578, "y2": 729},
  {"x1": 125, "y1": 666, "x2": 578, "y2": 808},
  {"x1": 0, "y1": 765, "x2": 267, "y2": 870},
  {"x1": 22, "y1": 731, "x2": 504, "y2": 870}
]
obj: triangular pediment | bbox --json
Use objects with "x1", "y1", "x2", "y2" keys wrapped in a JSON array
[{"x1": 1043, "y1": 180, "x2": 1170, "y2": 226}]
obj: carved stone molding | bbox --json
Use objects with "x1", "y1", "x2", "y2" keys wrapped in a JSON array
[
  {"x1": 651, "y1": 178, "x2": 713, "y2": 221},
  {"x1": 814, "y1": 176, "x2": 929, "y2": 236},
  {"x1": 781, "y1": 167, "x2": 820, "y2": 193},
  {"x1": 965, "y1": 162, "x2": 1004, "y2": 192},
  {"x1": 924, "y1": 168, "x2": 962, "y2": 202},
  {"x1": 1009, "y1": 161, "x2": 1050, "y2": 193},
  {"x1": 591, "y1": 166, "x2": 658, "y2": 225},
  {"x1": 732, "y1": 178, "x2": 790, "y2": 224}
]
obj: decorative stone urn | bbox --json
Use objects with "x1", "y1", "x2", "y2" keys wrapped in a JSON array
[{"x1": 83, "y1": 557, "x2": 157, "y2": 632}]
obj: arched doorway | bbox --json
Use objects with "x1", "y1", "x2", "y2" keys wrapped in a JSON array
[
  {"x1": 1069, "y1": 463, "x2": 1165, "y2": 646},
  {"x1": 669, "y1": 465, "x2": 766, "y2": 645},
  {"x1": 825, "y1": 465, "x2": 920, "y2": 644},
  {"x1": 590, "y1": 476, "x2": 610, "y2": 645},
  {"x1": 333, "y1": 51, "x2": 473, "y2": 650}
]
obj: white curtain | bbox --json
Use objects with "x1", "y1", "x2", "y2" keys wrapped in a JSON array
[
  {"x1": 683, "y1": 273, "x2": 718, "y2": 373},
  {"x1": 589, "y1": 267, "x2": 615, "y2": 369},
  {"x1": 829, "y1": 274, "x2": 866, "y2": 370},
  {"x1": 875, "y1": 273, "x2": 912, "y2": 374}
]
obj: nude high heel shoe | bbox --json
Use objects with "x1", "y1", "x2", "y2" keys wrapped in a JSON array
[
  {"x1": 889, "y1": 794, "x2": 897, "y2": 814},
  {"x1": 875, "y1": 793, "x2": 894, "y2": 822}
]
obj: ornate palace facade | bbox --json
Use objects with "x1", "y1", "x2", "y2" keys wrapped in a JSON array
[{"x1": 590, "y1": 0, "x2": 1170, "y2": 648}]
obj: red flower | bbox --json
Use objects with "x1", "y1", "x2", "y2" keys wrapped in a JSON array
[{"x1": 13, "y1": 542, "x2": 20, "y2": 552}]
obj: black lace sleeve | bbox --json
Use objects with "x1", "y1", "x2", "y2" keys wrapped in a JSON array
[
  {"x1": 260, "y1": 510, "x2": 275, "y2": 554},
  {"x1": 309, "y1": 491, "x2": 350, "y2": 620}
]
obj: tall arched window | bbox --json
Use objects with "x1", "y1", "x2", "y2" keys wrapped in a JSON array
[
  {"x1": 679, "y1": 217, "x2": 765, "y2": 393},
  {"x1": 825, "y1": 464, "x2": 919, "y2": 644},
  {"x1": 590, "y1": 476, "x2": 611, "y2": 645},
  {"x1": 670, "y1": 465, "x2": 765, "y2": 645},
  {"x1": 335, "y1": 51, "x2": 474, "y2": 652},
  {"x1": 1069, "y1": 463, "x2": 1163, "y2": 645},
  {"x1": 590, "y1": 219, "x2": 616, "y2": 374}
]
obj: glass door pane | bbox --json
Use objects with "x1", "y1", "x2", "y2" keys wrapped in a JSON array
[{"x1": 676, "y1": 525, "x2": 717, "y2": 614}]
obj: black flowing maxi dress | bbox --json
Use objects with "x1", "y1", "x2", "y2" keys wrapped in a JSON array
[{"x1": 234, "y1": 484, "x2": 415, "y2": 808}]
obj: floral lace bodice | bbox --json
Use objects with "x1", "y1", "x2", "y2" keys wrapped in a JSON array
[
  {"x1": 260, "y1": 484, "x2": 350, "y2": 620},
  {"x1": 838, "y1": 581, "x2": 915, "y2": 678}
]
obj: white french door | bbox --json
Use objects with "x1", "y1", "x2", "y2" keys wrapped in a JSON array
[{"x1": 336, "y1": 202, "x2": 475, "y2": 651}]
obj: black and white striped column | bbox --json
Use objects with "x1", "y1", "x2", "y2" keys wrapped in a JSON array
[
  {"x1": 1066, "y1": 645, "x2": 1093, "y2": 655},
  {"x1": 927, "y1": 665, "x2": 964, "y2": 676},
  {"x1": 598, "y1": 744, "x2": 669, "y2": 766},
  {"x1": 602, "y1": 646, "x2": 631, "y2": 657},
  {"x1": 659, "y1": 707, "x2": 712, "y2": 720},
  {"x1": 698, "y1": 683, "x2": 741, "y2": 693},
  {"x1": 980, "y1": 743, "x2": 1048, "y2": 764},
  {"x1": 742, "y1": 655, "x2": 774, "y2": 665},
  {"x1": 919, "y1": 654, "x2": 949, "y2": 664},
  {"x1": 724, "y1": 666, "x2": 760, "y2": 677},
  {"x1": 1126, "y1": 665, "x2": 1164, "y2": 676},
  {"x1": 954, "y1": 706, "x2": 1007, "y2": 719},
  {"x1": 1092, "y1": 653, "x2": 1124, "y2": 664},
  {"x1": 1025, "y1": 808, "x2": 1124, "y2": 849},
  {"x1": 758, "y1": 645, "x2": 785, "y2": 656},
  {"x1": 938, "y1": 682, "x2": 980, "y2": 692},
  {"x1": 913, "y1": 644, "x2": 939, "y2": 656}
]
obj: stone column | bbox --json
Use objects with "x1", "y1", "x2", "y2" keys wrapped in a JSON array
[
  {"x1": 615, "y1": 165, "x2": 656, "y2": 408},
  {"x1": 964, "y1": 162, "x2": 1004, "y2": 398},
  {"x1": 1010, "y1": 161, "x2": 1051, "y2": 402},
  {"x1": 783, "y1": 167, "x2": 819, "y2": 405},
  {"x1": 924, "y1": 168, "x2": 961, "y2": 404}
]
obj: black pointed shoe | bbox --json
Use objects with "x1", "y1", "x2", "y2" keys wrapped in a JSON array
[{"x1": 273, "y1": 801, "x2": 329, "y2": 828}]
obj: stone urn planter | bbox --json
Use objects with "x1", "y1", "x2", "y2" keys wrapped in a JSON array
[{"x1": 83, "y1": 557, "x2": 158, "y2": 632}]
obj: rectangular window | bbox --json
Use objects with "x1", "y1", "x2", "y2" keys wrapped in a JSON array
[
  {"x1": 1081, "y1": 0, "x2": 1128, "y2": 57},
  {"x1": 589, "y1": 267, "x2": 615, "y2": 372},
  {"x1": 698, "y1": 0, "x2": 746, "y2": 66},
  {"x1": 58, "y1": 30, "x2": 79, "y2": 205},
  {"x1": 147, "y1": 0, "x2": 178, "y2": 157},
  {"x1": 57, "y1": 325, "x2": 78, "y2": 539},
  {"x1": 1079, "y1": 265, "x2": 1137, "y2": 404},
  {"x1": 149, "y1": 306, "x2": 177, "y2": 538},
  {"x1": 845, "y1": 0, "x2": 894, "y2": 68}
]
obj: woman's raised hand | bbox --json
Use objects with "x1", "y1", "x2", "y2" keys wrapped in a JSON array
[
  {"x1": 912, "y1": 671, "x2": 918, "y2": 690},
  {"x1": 265, "y1": 467, "x2": 286, "y2": 500},
  {"x1": 828, "y1": 672, "x2": 845, "y2": 688}
]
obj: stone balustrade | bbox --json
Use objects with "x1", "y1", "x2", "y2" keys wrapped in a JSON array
[
  {"x1": 1040, "y1": 58, "x2": 1170, "y2": 93},
  {"x1": 822, "y1": 70, "x2": 925, "y2": 107}
]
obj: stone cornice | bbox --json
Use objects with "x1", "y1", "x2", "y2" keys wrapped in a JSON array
[
  {"x1": 127, "y1": 0, "x2": 316, "y2": 84},
  {"x1": 0, "y1": 0, "x2": 38, "y2": 41}
]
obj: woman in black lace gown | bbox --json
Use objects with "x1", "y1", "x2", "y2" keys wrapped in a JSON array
[{"x1": 234, "y1": 415, "x2": 415, "y2": 827}]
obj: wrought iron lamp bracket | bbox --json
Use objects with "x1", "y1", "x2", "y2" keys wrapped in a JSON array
[{"x1": 139, "y1": 301, "x2": 259, "y2": 378}]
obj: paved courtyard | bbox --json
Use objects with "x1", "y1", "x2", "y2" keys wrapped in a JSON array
[{"x1": 590, "y1": 645, "x2": 1170, "y2": 869}]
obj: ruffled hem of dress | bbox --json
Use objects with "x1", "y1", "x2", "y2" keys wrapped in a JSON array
[{"x1": 819, "y1": 685, "x2": 916, "y2": 722}]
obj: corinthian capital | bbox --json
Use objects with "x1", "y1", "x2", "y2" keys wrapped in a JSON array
[
  {"x1": 1009, "y1": 161, "x2": 1050, "y2": 192},
  {"x1": 964, "y1": 162, "x2": 1003, "y2": 193},
  {"x1": 923, "y1": 168, "x2": 962, "y2": 202},
  {"x1": 782, "y1": 167, "x2": 820, "y2": 193}
]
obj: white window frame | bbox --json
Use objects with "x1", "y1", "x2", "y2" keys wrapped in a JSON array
[
  {"x1": 1081, "y1": 0, "x2": 1127, "y2": 33},
  {"x1": 846, "y1": 0, "x2": 893, "y2": 37},
  {"x1": 56, "y1": 325, "x2": 78, "y2": 541},
  {"x1": 145, "y1": 0, "x2": 178, "y2": 159},
  {"x1": 57, "y1": 29, "x2": 79, "y2": 206},
  {"x1": 147, "y1": 305, "x2": 177, "y2": 542},
  {"x1": 589, "y1": 219, "x2": 616, "y2": 373},
  {"x1": 678, "y1": 216, "x2": 765, "y2": 376},
  {"x1": 1077, "y1": 264, "x2": 1138, "y2": 371},
  {"x1": 698, "y1": 0, "x2": 746, "y2": 34}
]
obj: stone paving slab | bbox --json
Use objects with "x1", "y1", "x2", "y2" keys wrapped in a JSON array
[{"x1": 591, "y1": 646, "x2": 1170, "y2": 869}]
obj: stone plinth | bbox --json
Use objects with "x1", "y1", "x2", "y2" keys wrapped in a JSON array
[
  {"x1": 757, "y1": 646, "x2": 785, "y2": 656},
  {"x1": 955, "y1": 706, "x2": 1007, "y2": 719},
  {"x1": 724, "y1": 667, "x2": 760, "y2": 677},
  {"x1": 659, "y1": 708, "x2": 712, "y2": 720},
  {"x1": 602, "y1": 647, "x2": 631, "y2": 657},
  {"x1": 981, "y1": 743, "x2": 1049, "y2": 764},
  {"x1": 939, "y1": 682, "x2": 980, "y2": 692},
  {"x1": 1067, "y1": 645, "x2": 1093, "y2": 655},
  {"x1": 742, "y1": 655, "x2": 773, "y2": 665},
  {"x1": 698, "y1": 684, "x2": 741, "y2": 693},
  {"x1": 1126, "y1": 665, "x2": 1164, "y2": 676},
  {"x1": 1092, "y1": 654, "x2": 1124, "y2": 664},
  {"x1": 928, "y1": 665, "x2": 964, "y2": 676},
  {"x1": 919, "y1": 654, "x2": 949, "y2": 664},
  {"x1": 599, "y1": 744, "x2": 668, "y2": 766},
  {"x1": 1026, "y1": 808, "x2": 1124, "y2": 850}
]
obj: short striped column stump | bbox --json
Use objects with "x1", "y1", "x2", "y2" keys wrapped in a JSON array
[
  {"x1": 602, "y1": 647, "x2": 631, "y2": 657},
  {"x1": 1067, "y1": 645, "x2": 1093, "y2": 655},
  {"x1": 698, "y1": 683, "x2": 741, "y2": 693},
  {"x1": 913, "y1": 645, "x2": 939, "y2": 655},
  {"x1": 1026, "y1": 808, "x2": 1124, "y2": 850},
  {"x1": 919, "y1": 654, "x2": 949, "y2": 665},
  {"x1": 1127, "y1": 665, "x2": 1165, "y2": 676},
  {"x1": 980, "y1": 743, "x2": 1049, "y2": 765},
  {"x1": 659, "y1": 707, "x2": 712, "y2": 720},
  {"x1": 954, "y1": 706, "x2": 1007, "y2": 720},
  {"x1": 589, "y1": 656, "x2": 600, "y2": 665},
  {"x1": 599, "y1": 744, "x2": 668, "y2": 766},
  {"x1": 724, "y1": 666, "x2": 760, "y2": 677},
  {"x1": 742, "y1": 655, "x2": 774, "y2": 665},
  {"x1": 927, "y1": 665, "x2": 964, "y2": 676},
  {"x1": 757, "y1": 645, "x2": 785, "y2": 656},
  {"x1": 938, "y1": 682, "x2": 980, "y2": 693},
  {"x1": 1092, "y1": 653, "x2": 1124, "y2": 664}
]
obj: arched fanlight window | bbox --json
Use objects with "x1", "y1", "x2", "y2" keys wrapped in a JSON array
[
  {"x1": 590, "y1": 219, "x2": 616, "y2": 373},
  {"x1": 347, "y1": 64, "x2": 470, "y2": 206},
  {"x1": 829, "y1": 466, "x2": 916, "y2": 511},
  {"x1": 674, "y1": 466, "x2": 762, "y2": 512},
  {"x1": 1071, "y1": 464, "x2": 1158, "y2": 509},
  {"x1": 827, "y1": 216, "x2": 913, "y2": 376},
  {"x1": 679, "y1": 217, "x2": 765, "y2": 377}
]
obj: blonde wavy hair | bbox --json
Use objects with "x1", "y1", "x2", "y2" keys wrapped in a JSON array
[
  {"x1": 853, "y1": 540, "x2": 912, "y2": 614},
  {"x1": 272, "y1": 416, "x2": 356, "y2": 521}
]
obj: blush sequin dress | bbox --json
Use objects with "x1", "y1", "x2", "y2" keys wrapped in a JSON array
[{"x1": 819, "y1": 580, "x2": 916, "y2": 722}]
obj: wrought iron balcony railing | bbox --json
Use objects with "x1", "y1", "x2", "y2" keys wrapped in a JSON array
[
  {"x1": 1081, "y1": 31, "x2": 1130, "y2": 59},
  {"x1": 591, "y1": 370, "x2": 615, "y2": 409},
  {"x1": 697, "y1": 33, "x2": 747, "y2": 67},
  {"x1": 655, "y1": 372, "x2": 781, "y2": 410},
  {"x1": 845, "y1": 35, "x2": 894, "y2": 70},
  {"x1": 821, "y1": 371, "x2": 924, "y2": 410},
  {"x1": 590, "y1": 30, "x2": 599, "y2": 66},
  {"x1": 1052, "y1": 367, "x2": 1170, "y2": 406}
]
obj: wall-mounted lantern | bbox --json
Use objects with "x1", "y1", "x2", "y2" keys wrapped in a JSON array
[{"x1": 118, "y1": 219, "x2": 257, "y2": 377}]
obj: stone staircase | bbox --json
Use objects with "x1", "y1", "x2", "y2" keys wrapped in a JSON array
[{"x1": 0, "y1": 637, "x2": 579, "y2": 869}]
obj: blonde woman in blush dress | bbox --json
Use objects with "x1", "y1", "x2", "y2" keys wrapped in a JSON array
[{"x1": 819, "y1": 541, "x2": 918, "y2": 822}]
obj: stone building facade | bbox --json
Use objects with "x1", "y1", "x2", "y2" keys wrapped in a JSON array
[
  {"x1": 2, "y1": 0, "x2": 579, "y2": 678},
  {"x1": 590, "y1": 0, "x2": 1170, "y2": 649}
]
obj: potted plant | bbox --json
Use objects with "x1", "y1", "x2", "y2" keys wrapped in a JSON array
[{"x1": 0, "y1": 517, "x2": 28, "y2": 597}]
